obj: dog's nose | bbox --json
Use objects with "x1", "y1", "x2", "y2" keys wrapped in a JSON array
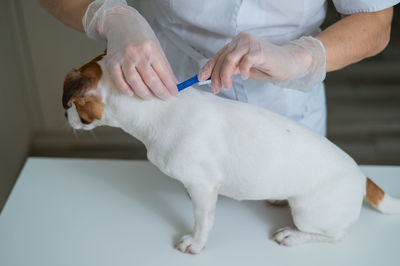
[{"x1": 64, "y1": 111, "x2": 68, "y2": 119}]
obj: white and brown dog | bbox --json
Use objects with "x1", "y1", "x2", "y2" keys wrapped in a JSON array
[{"x1": 63, "y1": 54, "x2": 399, "y2": 254}]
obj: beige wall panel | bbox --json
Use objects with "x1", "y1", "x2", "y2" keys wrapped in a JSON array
[
  {"x1": 20, "y1": 0, "x2": 153, "y2": 131},
  {"x1": 0, "y1": 0, "x2": 32, "y2": 211},
  {"x1": 20, "y1": 1, "x2": 105, "y2": 130}
]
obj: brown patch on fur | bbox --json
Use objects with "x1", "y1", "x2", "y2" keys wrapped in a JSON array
[
  {"x1": 62, "y1": 53, "x2": 106, "y2": 121},
  {"x1": 366, "y1": 178, "x2": 385, "y2": 207},
  {"x1": 73, "y1": 95, "x2": 104, "y2": 123}
]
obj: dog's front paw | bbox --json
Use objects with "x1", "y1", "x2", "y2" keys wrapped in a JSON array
[
  {"x1": 174, "y1": 234, "x2": 205, "y2": 254},
  {"x1": 272, "y1": 227, "x2": 301, "y2": 246}
]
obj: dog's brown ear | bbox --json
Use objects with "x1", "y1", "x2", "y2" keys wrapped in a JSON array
[
  {"x1": 62, "y1": 56, "x2": 103, "y2": 109},
  {"x1": 63, "y1": 69, "x2": 89, "y2": 109},
  {"x1": 62, "y1": 55, "x2": 105, "y2": 122}
]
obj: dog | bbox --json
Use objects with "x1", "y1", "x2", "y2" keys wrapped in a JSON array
[{"x1": 63, "y1": 54, "x2": 399, "y2": 254}]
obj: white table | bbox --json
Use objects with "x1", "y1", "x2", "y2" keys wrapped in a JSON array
[{"x1": 1, "y1": 158, "x2": 399, "y2": 266}]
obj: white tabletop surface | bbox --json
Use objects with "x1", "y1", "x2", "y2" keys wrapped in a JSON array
[{"x1": 1, "y1": 158, "x2": 399, "y2": 266}]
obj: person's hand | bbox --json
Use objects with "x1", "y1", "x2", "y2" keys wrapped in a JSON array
[
  {"x1": 83, "y1": 0, "x2": 178, "y2": 100},
  {"x1": 198, "y1": 32, "x2": 326, "y2": 93}
]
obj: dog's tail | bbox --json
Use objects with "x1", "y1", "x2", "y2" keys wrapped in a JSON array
[{"x1": 365, "y1": 178, "x2": 400, "y2": 214}]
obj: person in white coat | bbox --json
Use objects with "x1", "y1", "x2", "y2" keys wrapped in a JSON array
[{"x1": 39, "y1": 0, "x2": 396, "y2": 136}]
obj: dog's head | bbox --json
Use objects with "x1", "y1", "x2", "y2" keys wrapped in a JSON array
[{"x1": 63, "y1": 54, "x2": 106, "y2": 130}]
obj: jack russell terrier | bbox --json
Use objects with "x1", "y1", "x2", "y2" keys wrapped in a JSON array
[{"x1": 63, "y1": 54, "x2": 399, "y2": 254}]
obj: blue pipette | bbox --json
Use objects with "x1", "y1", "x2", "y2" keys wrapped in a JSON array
[{"x1": 177, "y1": 75, "x2": 211, "y2": 91}]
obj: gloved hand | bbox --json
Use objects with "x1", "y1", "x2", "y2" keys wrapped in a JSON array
[
  {"x1": 83, "y1": 0, "x2": 178, "y2": 100},
  {"x1": 198, "y1": 32, "x2": 326, "y2": 93}
]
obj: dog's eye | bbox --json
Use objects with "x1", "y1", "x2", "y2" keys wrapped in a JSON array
[{"x1": 80, "y1": 117, "x2": 90, "y2": 124}]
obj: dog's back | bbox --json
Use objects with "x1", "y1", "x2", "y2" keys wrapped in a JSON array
[{"x1": 148, "y1": 87, "x2": 364, "y2": 201}]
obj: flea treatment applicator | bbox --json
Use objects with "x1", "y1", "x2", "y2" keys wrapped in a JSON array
[{"x1": 177, "y1": 75, "x2": 211, "y2": 91}]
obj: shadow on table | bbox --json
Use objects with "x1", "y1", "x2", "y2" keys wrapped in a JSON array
[{"x1": 73, "y1": 160, "x2": 306, "y2": 247}]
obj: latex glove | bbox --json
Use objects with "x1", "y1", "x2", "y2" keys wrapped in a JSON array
[
  {"x1": 198, "y1": 32, "x2": 326, "y2": 93},
  {"x1": 83, "y1": 0, "x2": 178, "y2": 100}
]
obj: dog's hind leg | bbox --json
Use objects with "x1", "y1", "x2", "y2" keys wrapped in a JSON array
[
  {"x1": 272, "y1": 176, "x2": 363, "y2": 246},
  {"x1": 175, "y1": 182, "x2": 218, "y2": 254},
  {"x1": 272, "y1": 227, "x2": 345, "y2": 246},
  {"x1": 272, "y1": 197, "x2": 347, "y2": 246}
]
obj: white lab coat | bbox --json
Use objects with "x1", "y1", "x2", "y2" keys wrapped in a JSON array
[{"x1": 149, "y1": 0, "x2": 398, "y2": 136}]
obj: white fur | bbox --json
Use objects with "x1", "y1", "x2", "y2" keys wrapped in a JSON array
[{"x1": 67, "y1": 60, "x2": 367, "y2": 253}]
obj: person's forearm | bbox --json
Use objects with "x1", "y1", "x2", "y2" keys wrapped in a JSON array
[
  {"x1": 38, "y1": 0, "x2": 94, "y2": 32},
  {"x1": 316, "y1": 7, "x2": 393, "y2": 72}
]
